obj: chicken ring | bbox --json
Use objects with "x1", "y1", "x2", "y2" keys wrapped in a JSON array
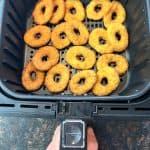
[
  {"x1": 89, "y1": 28, "x2": 113, "y2": 54},
  {"x1": 69, "y1": 70, "x2": 97, "y2": 95},
  {"x1": 96, "y1": 54, "x2": 128, "y2": 75},
  {"x1": 65, "y1": 46, "x2": 96, "y2": 69},
  {"x1": 104, "y1": 1, "x2": 126, "y2": 28},
  {"x1": 65, "y1": 20, "x2": 89, "y2": 45},
  {"x1": 32, "y1": 46, "x2": 59, "y2": 71},
  {"x1": 50, "y1": 0, "x2": 65, "y2": 24},
  {"x1": 22, "y1": 62, "x2": 45, "y2": 91},
  {"x1": 32, "y1": 0, "x2": 54, "y2": 25},
  {"x1": 65, "y1": 0, "x2": 85, "y2": 22},
  {"x1": 51, "y1": 22, "x2": 71, "y2": 49},
  {"x1": 92, "y1": 67, "x2": 120, "y2": 96},
  {"x1": 45, "y1": 64, "x2": 70, "y2": 93},
  {"x1": 107, "y1": 23, "x2": 128, "y2": 52},
  {"x1": 24, "y1": 25, "x2": 51, "y2": 48},
  {"x1": 86, "y1": 0, "x2": 112, "y2": 20}
]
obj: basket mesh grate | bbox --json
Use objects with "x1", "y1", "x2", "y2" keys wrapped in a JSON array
[{"x1": 24, "y1": 16, "x2": 129, "y2": 96}]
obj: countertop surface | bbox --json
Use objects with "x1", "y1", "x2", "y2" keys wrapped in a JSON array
[{"x1": 0, "y1": 117, "x2": 150, "y2": 150}]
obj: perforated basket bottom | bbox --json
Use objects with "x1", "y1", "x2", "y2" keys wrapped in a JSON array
[{"x1": 24, "y1": 16, "x2": 129, "y2": 96}]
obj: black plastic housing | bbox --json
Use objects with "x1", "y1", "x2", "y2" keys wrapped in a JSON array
[
  {"x1": 0, "y1": 0, "x2": 150, "y2": 101},
  {"x1": 0, "y1": 0, "x2": 150, "y2": 117}
]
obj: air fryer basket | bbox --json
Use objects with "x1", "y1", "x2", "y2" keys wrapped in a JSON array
[{"x1": 0, "y1": 0, "x2": 150, "y2": 101}]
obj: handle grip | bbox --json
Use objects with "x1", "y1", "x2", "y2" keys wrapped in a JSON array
[{"x1": 60, "y1": 119, "x2": 87, "y2": 150}]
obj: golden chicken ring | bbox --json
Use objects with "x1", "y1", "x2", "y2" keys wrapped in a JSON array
[
  {"x1": 65, "y1": 46, "x2": 96, "y2": 69},
  {"x1": 65, "y1": 20, "x2": 89, "y2": 45},
  {"x1": 51, "y1": 22, "x2": 71, "y2": 49},
  {"x1": 96, "y1": 54, "x2": 128, "y2": 75},
  {"x1": 69, "y1": 70, "x2": 97, "y2": 95},
  {"x1": 86, "y1": 0, "x2": 111, "y2": 20},
  {"x1": 45, "y1": 64, "x2": 70, "y2": 93},
  {"x1": 92, "y1": 67, "x2": 120, "y2": 96},
  {"x1": 32, "y1": 0, "x2": 54, "y2": 25},
  {"x1": 32, "y1": 46, "x2": 59, "y2": 71},
  {"x1": 104, "y1": 1, "x2": 126, "y2": 28},
  {"x1": 50, "y1": 0, "x2": 65, "y2": 24},
  {"x1": 65, "y1": 0, "x2": 85, "y2": 21},
  {"x1": 22, "y1": 62, "x2": 45, "y2": 91},
  {"x1": 89, "y1": 28, "x2": 113, "y2": 54},
  {"x1": 24, "y1": 25, "x2": 51, "y2": 48},
  {"x1": 107, "y1": 23, "x2": 128, "y2": 52}
]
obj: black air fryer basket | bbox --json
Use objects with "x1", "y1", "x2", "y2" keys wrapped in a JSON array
[{"x1": 0, "y1": 0, "x2": 150, "y2": 118}]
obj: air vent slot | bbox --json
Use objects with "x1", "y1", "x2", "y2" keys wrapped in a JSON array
[
  {"x1": 97, "y1": 107, "x2": 104, "y2": 111},
  {"x1": 0, "y1": 104, "x2": 14, "y2": 107},
  {"x1": 20, "y1": 104, "x2": 38, "y2": 108},
  {"x1": 110, "y1": 107, "x2": 128, "y2": 110},
  {"x1": 45, "y1": 106, "x2": 51, "y2": 109},
  {"x1": 135, "y1": 108, "x2": 150, "y2": 111}
]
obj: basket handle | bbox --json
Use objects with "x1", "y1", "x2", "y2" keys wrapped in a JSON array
[{"x1": 60, "y1": 119, "x2": 87, "y2": 150}]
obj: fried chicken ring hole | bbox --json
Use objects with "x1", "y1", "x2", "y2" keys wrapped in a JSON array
[
  {"x1": 65, "y1": 0, "x2": 85, "y2": 21},
  {"x1": 104, "y1": 1, "x2": 126, "y2": 28},
  {"x1": 50, "y1": 0, "x2": 65, "y2": 24},
  {"x1": 45, "y1": 64, "x2": 70, "y2": 93},
  {"x1": 89, "y1": 28, "x2": 113, "y2": 54},
  {"x1": 92, "y1": 67, "x2": 120, "y2": 96},
  {"x1": 97, "y1": 54, "x2": 128, "y2": 75},
  {"x1": 86, "y1": 0, "x2": 111, "y2": 20},
  {"x1": 32, "y1": 46, "x2": 59, "y2": 71},
  {"x1": 107, "y1": 23, "x2": 128, "y2": 52},
  {"x1": 32, "y1": 0, "x2": 54, "y2": 25},
  {"x1": 51, "y1": 22, "x2": 71, "y2": 49},
  {"x1": 22, "y1": 62, "x2": 45, "y2": 91},
  {"x1": 24, "y1": 25, "x2": 51, "y2": 48},
  {"x1": 69, "y1": 70, "x2": 97, "y2": 95},
  {"x1": 65, "y1": 20, "x2": 89, "y2": 45},
  {"x1": 65, "y1": 46, "x2": 96, "y2": 69}
]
